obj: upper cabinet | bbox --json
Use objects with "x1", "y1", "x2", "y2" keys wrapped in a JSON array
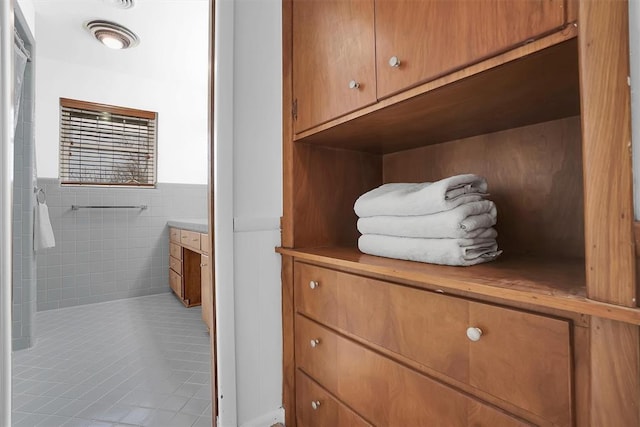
[
  {"x1": 293, "y1": 0, "x2": 566, "y2": 132},
  {"x1": 375, "y1": 0, "x2": 567, "y2": 98},
  {"x1": 293, "y1": 0, "x2": 376, "y2": 133}
]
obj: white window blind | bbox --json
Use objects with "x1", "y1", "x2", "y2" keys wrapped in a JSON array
[{"x1": 59, "y1": 98, "x2": 157, "y2": 187}]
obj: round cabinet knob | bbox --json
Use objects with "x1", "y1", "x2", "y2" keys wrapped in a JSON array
[
  {"x1": 466, "y1": 327, "x2": 483, "y2": 342},
  {"x1": 348, "y1": 80, "x2": 360, "y2": 89},
  {"x1": 309, "y1": 280, "x2": 319, "y2": 290},
  {"x1": 389, "y1": 56, "x2": 401, "y2": 68},
  {"x1": 310, "y1": 338, "x2": 320, "y2": 348},
  {"x1": 311, "y1": 400, "x2": 321, "y2": 410}
]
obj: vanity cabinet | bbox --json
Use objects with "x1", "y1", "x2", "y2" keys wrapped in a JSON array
[
  {"x1": 201, "y1": 254, "x2": 212, "y2": 331},
  {"x1": 280, "y1": 0, "x2": 640, "y2": 426},
  {"x1": 169, "y1": 227, "x2": 209, "y2": 309}
]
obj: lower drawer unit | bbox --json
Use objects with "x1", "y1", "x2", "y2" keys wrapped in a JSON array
[
  {"x1": 295, "y1": 261, "x2": 573, "y2": 426},
  {"x1": 296, "y1": 315, "x2": 531, "y2": 427}
]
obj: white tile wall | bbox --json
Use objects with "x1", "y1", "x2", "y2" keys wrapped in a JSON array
[{"x1": 35, "y1": 179, "x2": 207, "y2": 311}]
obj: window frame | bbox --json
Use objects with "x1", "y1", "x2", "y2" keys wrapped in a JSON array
[{"x1": 59, "y1": 97, "x2": 158, "y2": 188}]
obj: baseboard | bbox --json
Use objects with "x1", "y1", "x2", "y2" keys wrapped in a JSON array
[{"x1": 236, "y1": 408, "x2": 285, "y2": 427}]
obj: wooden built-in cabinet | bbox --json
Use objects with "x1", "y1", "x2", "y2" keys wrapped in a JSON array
[
  {"x1": 292, "y1": 0, "x2": 568, "y2": 131},
  {"x1": 280, "y1": 1, "x2": 640, "y2": 426},
  {"x1": 169, "y1": 227, "x2": 209, "y2": 310}
]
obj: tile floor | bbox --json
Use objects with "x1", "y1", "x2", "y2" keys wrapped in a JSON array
[{"x1": 12, "y1": 293, "x2": 213, "y2": 427}]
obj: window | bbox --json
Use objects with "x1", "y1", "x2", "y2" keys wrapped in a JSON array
[{"x1": 59, "y1": 98, "x2": 157, "y2": 187}]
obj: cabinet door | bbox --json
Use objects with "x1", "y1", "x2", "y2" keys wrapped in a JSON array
[
  {"x1": 293, "y1": 0, "x2": 376, "y2": 132},
  {"x1": 201, "y1": 254, "x2": 212, "y2": 331},
  {"x1": 375, "y1": 0, "x2": 566, "y2": 98}
]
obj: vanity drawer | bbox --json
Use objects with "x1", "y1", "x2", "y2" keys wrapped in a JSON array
[
  {"x1": 181, "y1": 230, "x2": 201, "y2": 251},
  {"x1": 169, "y1": 227, "x2": 180, "y2": 243},
  {"x1": 295, "y1": 315, "x2": 531, "y2": 427},
  {"x1": 200, "y1": 233, "x2": 209, "y2": 254},
  {"x1": 169, "y1": 256, "x2": 182, "y2": 275},
  {"x1": 169, "y1": 268, "x2": 183, "y2": 297},
  {"x1": 295, "y1": 262, "x2": 572, "y2": 426},
  {"x1": 296, "y1": 370, "x2": 371, "y2": 427},
  {"x1": 170, "y1": 242, "x2": 182, "y2": 260}
]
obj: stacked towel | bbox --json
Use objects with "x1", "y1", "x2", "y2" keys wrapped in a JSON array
[{"x1": 354, "y1": 174, "x2": 502, "y2": 266}]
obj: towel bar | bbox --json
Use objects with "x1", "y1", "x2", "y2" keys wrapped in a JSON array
[{"x1": 71, "y1": 205, "x2": 147, "y2": 210}]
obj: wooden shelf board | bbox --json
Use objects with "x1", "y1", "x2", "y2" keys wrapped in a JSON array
[
  {"x1": 294, "y1": 29, "x2": 579, "y2": 154},
  {"x1": 277, "y1": 246, "x2": 640, "y2": 325}
]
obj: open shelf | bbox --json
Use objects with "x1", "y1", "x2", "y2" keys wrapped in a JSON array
[
  {"x1": 277, "y1": 246, "x2": 640, "y2": 325},
  {"x1": 295, "y1": 33, "x2": 579, "y2": 154}
]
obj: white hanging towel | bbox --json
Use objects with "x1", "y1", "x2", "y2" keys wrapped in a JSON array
[
  {"x1": 354, "y1": 174, "x2": 488, "y2": 217},
  {"x1": 34, "y1": 199, "x2": 55, "y2": 251}
]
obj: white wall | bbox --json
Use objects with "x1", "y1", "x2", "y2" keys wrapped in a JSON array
[
  {"x1": 33, "y1": 1, "x2": 209, "y2": 184},
  {"x1": 35, "y1": 57, "x2": 208, "y2": 184},
  {"x1": 232, "y1": 0, "x2": 283, "y2": 425}
]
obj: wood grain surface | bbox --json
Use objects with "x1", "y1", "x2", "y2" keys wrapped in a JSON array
[
  {"x1": 292, "y1": 0, "x2": 376, "y2": 132},
  {"x1": 375, "y1": 0, "x2": 566, "y2": 98},
  {"x1": 579, "y1": 0, "x2": 636, "y2": 306},
  {"x1": 384, "y1": 116, "x2": 584, "y2": 260}
]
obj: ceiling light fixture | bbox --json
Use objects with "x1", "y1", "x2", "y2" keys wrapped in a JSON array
[
  {"x1": 85, "y1": 20, "x2": 139, "y2": 50},
  {"x1": 104, "y1": 0, "x2": 136, "y2": 9}
]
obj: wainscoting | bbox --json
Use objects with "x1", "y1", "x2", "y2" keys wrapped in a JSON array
[{"x1": 35, "y1": 179, "x2": 207, "y2": 311}]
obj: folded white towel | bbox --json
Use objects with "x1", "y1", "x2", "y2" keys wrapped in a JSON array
[
  {"x1": 358, "y1": 234, "x2": 502, "y2": 266},
  {"x1": 34, "y1": 201, "x2": 55, "y2": 251},
  {"x1": 357, "y1": 200, "x2": 497, "y2": 238},
  {"x1": 354, "y1": 174, "x2": 488, "y2": 217}
]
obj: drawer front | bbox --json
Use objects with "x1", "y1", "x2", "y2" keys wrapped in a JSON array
[
  {"x1": 296, "y1": 262, "x2": 469, "y2": 381},
  {"x1": 169, "y1": 227, "x2": 180, "y2": 243},
  {"x1": 296, "y1": 314, "x2": 339, "y2": 392},
  {"x1": 170, "y1": 242, "x2": 182, "y2": 260},
  {"x1": 469, "y1": 302, "x2": 572, "y2": 427},
  {"x1": 200, "y1": 233, "x2": 209, "y2": 254},
  {"x1": 296, "y1": 315, "x2": 530, "y2": 427},
  {"x1": 169, "y1": 269, "x2": 182, "y2": 297},
  {"x1": 296, "y1": 370, "x2": 371, "y2": 427},
  {"x1": 295, "y1": 262, "x2": 572, "y2": 425},
  {"x1": 169, "y1": 256, "x2": 182, "y2": 275},
  {"x1": 181, "y1": 230, "x2": 201, "y2": 251}
]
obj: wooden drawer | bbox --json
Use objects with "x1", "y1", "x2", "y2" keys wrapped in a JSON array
[
  {"x1": 169, "y1": 268, "x2": 183, "y2": 298},
  {"x1": 200, "y1": 233, "x2": 209, "y2": 254},
  {"x1": 181, "y1": 230, "x2": 201, "y2": 251},
  {"x1": 170, "y1": 242, "x2": 182, "y2": 260},
  {"x1": 296, "y1": 315, "x2": 530, "y2": 427},
  {"x1": 169, "y1": 256, "x2": 182, "y2": 275},
  {"x1": 296, "y1": 370, "x2": 371, "y2": 427},
  {"x1": 169, "y1": 227, "x2": 180, "y2": 243},
  {"x1": 295, "y1": 262, "x2": 572, "y2": 426}
]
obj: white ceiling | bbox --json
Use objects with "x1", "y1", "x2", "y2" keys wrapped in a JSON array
[{"x1": 32, "y1": 0, "x2": 210, "y2": 81}]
